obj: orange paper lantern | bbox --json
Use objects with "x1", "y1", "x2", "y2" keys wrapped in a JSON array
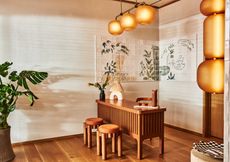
[{"x1": 197, "y1": 59, "x2": 224, "y2": 94}]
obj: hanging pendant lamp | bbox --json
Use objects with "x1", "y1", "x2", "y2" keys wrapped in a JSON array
[
  {"x1": 108, "y1": 20, "x2": 123, "y2": 35},
  {"x1": 120, "y1": 12, "x2": 137, "y2": 31},
  {"x1": 108, "y1": 0, "x2": 124, "y2": 35},
  {"x1": 135, "y1": 4, "x2": 156, "y2": 25},
  {"x1": 107, "y1": 0, "x2": 158, "y2": 35}
]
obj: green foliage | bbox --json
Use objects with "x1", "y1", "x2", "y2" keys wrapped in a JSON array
[
  {"x1": 139, "y1": 45, "x2": 159, "y2": 81},
  {"x1": 0, "y1": 62, "x2": 48, "y2": 129},
  {"x1": 88, "y1": 61, "x2": 116, "y2": 91},
  {"x1": 101, "y1": 40, "x2": 129, "y2": 55},
  {"x1": 167, "y1": 72, "x2": 175, "y2": 80},
  {"x1": 104, "y1": 60, "x2": 116, "y2": 75},
  {"x1": 178, "y1": 39, "x2": 194, "y2": 51},
  {"x1": 159, "y1": 66, "x2": 170, "y2": 76}
]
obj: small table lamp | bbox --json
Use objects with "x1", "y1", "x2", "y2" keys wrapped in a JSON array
[{"x1": 109, "y1": 80, "x2": 123, "y2": 100}]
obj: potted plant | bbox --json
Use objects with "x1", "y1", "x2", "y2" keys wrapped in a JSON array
[
  {"x1": 0, "y1": 62, "x2": 48, "y2": 162},
  {"x1": 88, "y1": 61, "x2": 116, "y2": 100}
]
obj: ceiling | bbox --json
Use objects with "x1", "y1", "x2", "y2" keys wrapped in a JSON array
[{"x1": 112, "y1": 0, "x2": 180, "y2": 9}]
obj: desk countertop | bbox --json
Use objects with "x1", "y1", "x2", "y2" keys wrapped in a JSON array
[{"x1": 96, "y1": 99, "x2": 166, "y2": 114}]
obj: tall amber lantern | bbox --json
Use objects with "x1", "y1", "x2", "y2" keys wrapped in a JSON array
[
  {"x1": 200, "y1": 0, "x2": 225, "y2": 16},
  {"x1": 197, "y1": 59, "x2": 224, "y2": 93},
  {"x1": 204, "y1": 14, "x2": 225, "y2": 59},
  {"x1": 197, "y1": 0, "x2": 225, "y2": 94}
]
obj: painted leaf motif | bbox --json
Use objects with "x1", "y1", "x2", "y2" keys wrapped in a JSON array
[{"x1": 159, "y1": 66, "x2": 170, "y2": 76}]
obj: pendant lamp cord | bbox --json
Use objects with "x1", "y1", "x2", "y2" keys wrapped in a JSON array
[
  {"x1": 120, "y1": 0, "x2": 123, "y2": 15},
  {"x1": 135, "y1": 0, "x2": 138, "y2": 7}
]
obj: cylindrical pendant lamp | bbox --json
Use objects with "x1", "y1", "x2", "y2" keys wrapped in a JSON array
[
  {"x1": 197, "y1": 59, "x2": 224, "y2": 93},
  {"x1": 135, "y1": 5, "x2": 156, "y2": 25},
  {"x1": 120, "y1": 13, "x2": 137, "y2": 31},
  {"x1": 204, "y1": 13, "x2": 225, "y2": 59},
  {"x1": 108, "y1": 20, "x2": 123, "y2": 35},
  {"x1": 200, "y1": 0, "x2": 225, "y2": 16}
]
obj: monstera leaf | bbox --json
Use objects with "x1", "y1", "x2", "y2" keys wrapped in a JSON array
[
  {"x1": 0, "y1": 61, "x2": 48, "y2": 128},
  {"x1": 8, "y1": 70, "x2": 48, "y2": 106},
  {"x1": 0, "y1": 62, "x2": 12, "y2": 78}
]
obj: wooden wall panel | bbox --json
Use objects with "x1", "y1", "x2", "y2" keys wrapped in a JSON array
[{"x1": 211, "y1": 94, "x2": 224, "y2": 138}]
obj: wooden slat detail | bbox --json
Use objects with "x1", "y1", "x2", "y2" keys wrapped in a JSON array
[
  {"x1": 97, "y1": 99, "x2": 166, "y2": 159},
  {"x1": 98, "y1": 103, "x2": 139, "y2": 135}
]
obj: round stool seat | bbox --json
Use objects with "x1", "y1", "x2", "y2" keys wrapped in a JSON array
[
  {"x1": 85, "y1": 117, "x2": 103, "y2": 126},
  {"x1": 99, "y1": 124, "x2": 119, "y2": 134}
]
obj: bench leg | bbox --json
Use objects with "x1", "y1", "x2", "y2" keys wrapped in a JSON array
[
  {"x1": 97, "y1": 131, "x2": 101, "y2": 156},
  {"x1": 112, "y1": 133, "x2": 116, "y2": 153},
  {"x1": 83, "y1": 123, "x2": 87, "y2": 145},
  {"x1": 87, "y1": 125, "x2": 92, "y2": 148},
  {"x1": 101, "y1": 133, "x2": 107, "y2": 160},
  {"x1": 117, "y1": 132, "x2": 122, "y2": 157},
  {"x1": 159, "y1": 135, "x2": 164, "y2": 155},
  {"x1": 137, "y1": 139, "x2": 143, "y2": 160}
]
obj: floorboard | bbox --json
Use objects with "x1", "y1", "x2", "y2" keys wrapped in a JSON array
[{"x1": 12, "y1": 126, "x2": 222, "y2": 162}]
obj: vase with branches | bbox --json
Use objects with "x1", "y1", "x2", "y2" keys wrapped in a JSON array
[{"x1": 88, "y1": 61, "x2": 116, "y2": 100}]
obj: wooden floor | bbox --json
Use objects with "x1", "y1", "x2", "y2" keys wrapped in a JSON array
[{"x1": 12, "y1": 126, "x2": 222, "y2": 162}]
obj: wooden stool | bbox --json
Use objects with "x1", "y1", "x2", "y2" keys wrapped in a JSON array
[
  {"x1": 83, "y1": 117, "x2": 103, "y2": 148},
  {"x1": 97, "y1": 124, "x2": 122, "y2": 160}
]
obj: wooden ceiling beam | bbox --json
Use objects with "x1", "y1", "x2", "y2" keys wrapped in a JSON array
[
  {"x1": 158, "y1": 0, "x2": 180, "y2": 8},
  {"x1": 112, "y1": 0, "x2": 180, "y2": 9},
  {"x1": 113, "y1": 0, "x2": 136, "y2": 5}
]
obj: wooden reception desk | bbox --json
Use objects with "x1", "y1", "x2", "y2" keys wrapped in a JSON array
[{"x1": 96, "y1": 99, "x2": 166, "y2": 159}]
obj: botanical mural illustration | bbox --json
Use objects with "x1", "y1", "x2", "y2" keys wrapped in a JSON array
[
  {"x1": 159, "y1": 35, "x2": 197, "y2": 81},
  {"x1": 139, "y1": 45, "x2": 159, "y2": 81},
  {"x1": 96, "y1": 36, "x2": 158, "y2": 82},
  {"x1": 101, "y1": 40, "x2": 129, "y2": 55},
  {"x1": 98, "y1": 38, "x2": 130, "y2": 81}
]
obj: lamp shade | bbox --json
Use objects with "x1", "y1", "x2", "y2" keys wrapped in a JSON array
[
  {"x1": 108, "y1": 20, "x2": 123, "y2": 35},
  {"x1": 200, "y1": 0, "x2": 225, "y2": 16},
  {"x1": 120, "y1": 13, "x2": 137, "y2": 31},
  {"x1": 197, "y1": 59, "x2": 224, "y2": 94},
  {"x1": 204, "y1": 13, "x2": 225, "y2": 59},
  {"x1": 135, "y1": 5, "x2": 156, "y2": 25}
]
